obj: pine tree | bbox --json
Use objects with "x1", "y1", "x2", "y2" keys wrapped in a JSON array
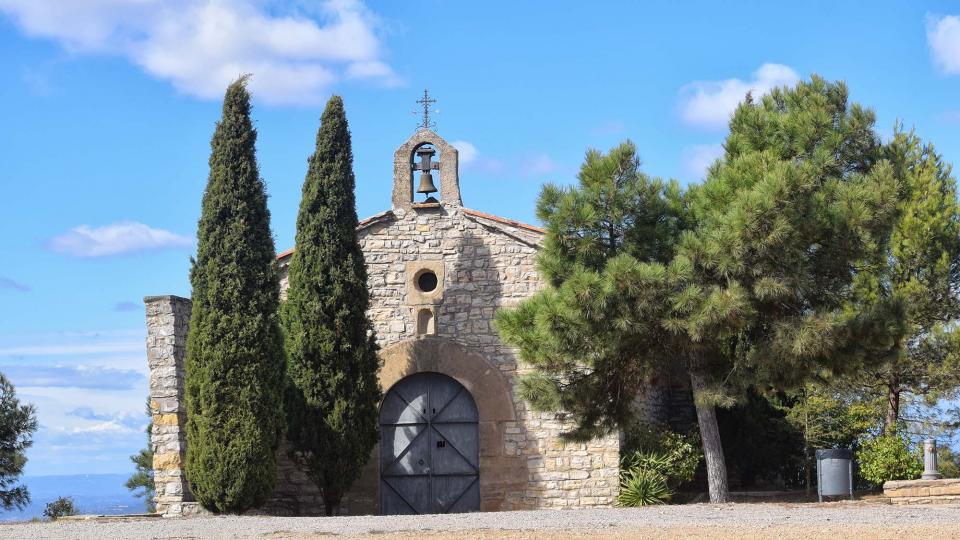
[
  {"x1": 0, "y1": 372, "x2": 37, "y2": 511},
  {"x1": 282, "y1": 96, "x2": 380, "y2": 516},
  {"x1": 184, "y1": 76, "x2": 286, "y2": 513},
  {"x1": 847, "y1": 127, "x2": 960, "y2": 432},
  {"x1": 496, "y1": 141, "x2": 685, "y2": 439},
  {"x1": 670, "y1": 77, "x2": 897, "y2": 501},
  {"x1": 126, "y1": 400, "x2": 155, "y2": 512},
  {"x1": 497, "y1": 77, "x2": 898, "y2": 502}
]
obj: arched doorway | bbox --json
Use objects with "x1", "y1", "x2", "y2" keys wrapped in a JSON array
[{"x1": 379, "y1": 372, "x2": 480, "y2": 514}]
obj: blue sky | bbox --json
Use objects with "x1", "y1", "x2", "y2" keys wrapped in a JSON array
[{"x1": 0, "y1": 1, "x2": 959, "y2": 476}]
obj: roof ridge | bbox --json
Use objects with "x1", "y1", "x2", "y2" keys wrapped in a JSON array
[
  {"x1": 461, "y1": 208, "x2": 545, "y2": 234},
  {"x1": 276, "y1": 210, "x2": 395, "y2": 260},
  {"x1": 276, "y1": 207, "x2": 543, "y2": 261}
]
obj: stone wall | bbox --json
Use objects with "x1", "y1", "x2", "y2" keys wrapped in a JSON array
[
  {"x1": 277, "y1": 204, "x2": 621, "y2": 512},
  {"x1": 884, "y1": 478, "x2": 960, "y2": 504},
  {"x1": 631, "y1": 373, "x2": 696, "y2": 434},
  {"x1": 146, "y1": 205, "x2": 622, "y2": 516},
  {"x1": 144, "y1": 295, "x2": 194, "y2": 517}
]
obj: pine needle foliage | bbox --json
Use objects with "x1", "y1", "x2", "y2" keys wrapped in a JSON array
[
  {"x1": 282, "y1": 96, "x2": 380, "y2": 516},
  {"x1": 496, "y1": 141, "x2": 684, "y2": 441},
  {"x1": 680, "y1": 77, "x2": 898, "y2": 392},
  {"x1": 184, "y1": 76, "x2": 286, "y2": 514},
  {"x1": 497, "y1": 77, "x2": 900, "y2": 503},
  {"x1": 0, "y1": 372, "x2": 37, "y2": 511},
  {"x1": 125, "y1": 400, "x2": 155, "y2": 512},
  {"x1": 846, "y1": 127, "x2": 960, "y2": 432}
]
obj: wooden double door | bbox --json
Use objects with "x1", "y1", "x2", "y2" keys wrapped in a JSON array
[{"x1": 379, "y1": 372, "x2": 480, "y2": 514}]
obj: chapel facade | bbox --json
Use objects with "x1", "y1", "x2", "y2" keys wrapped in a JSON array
[{"x1": 144, "y1": 124, "x2": 625, "y2": 517}]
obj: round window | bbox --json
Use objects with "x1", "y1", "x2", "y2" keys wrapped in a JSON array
[{"x1": 416, "y1": 270, "x2": 438, "y2": 292}]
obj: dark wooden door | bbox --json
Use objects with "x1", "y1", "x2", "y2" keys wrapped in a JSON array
[{"x1": 379, "y1": 372, "x2": 480, "y2": 515}]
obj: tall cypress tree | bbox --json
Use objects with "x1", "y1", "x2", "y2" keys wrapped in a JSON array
[
  {"x1": 185, "y1": 76, "x2": 285, "y2": 513},
  {"x1": 283, "y1": 96, "x2": 380, "y2": 516}
]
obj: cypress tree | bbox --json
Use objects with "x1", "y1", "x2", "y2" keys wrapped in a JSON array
[
  {"x1": 184, "y1": 76, "x2": 285, "y2": 513},
  {"x1": 283, "y1": 96, "x2": 380, "y2": 516}
]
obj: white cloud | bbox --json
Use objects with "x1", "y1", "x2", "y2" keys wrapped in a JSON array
[
  {"x1": 928, "y1": 14, "x2": 960, "y2": 75},
  {"x1": 679, "y1": 63, "x2": 800, "y2": 129},
  {"x1": 451, "y1": 140, "x2": 478, "y2": 167},
  {"x1": 68, "y1": 407, "x2": 146, "y2": 433},
  {"x1": 0, "y1": 341, "x2": 142, "y2": 356},
  {"x1": 2, "y1": 364, "x2": 145, "y2": 390},
  {"x1": 520, "y1": 154, "x2": 558, "y2": 178},
  {"x1": 46, "y1": 220, "x2": 192, "y2": 257},
  {"x1": 346, "y1": 60, "x2": 401, "y2": 86},
  {"x1": 682, "y1": 143, "x2": 725, "y2": 181},
  {"x1": 0, "y1": 328, "x2": 149, "y2": 476},
  {"x1": 450, "y1": 140, "x2": 556, "y2": 178},
  {"x1": 0, "y1": 0, "x2": 398, "y2": 104},
  {"x1": 0, "y1": 329, "x2": 146, "y2": 375},
  {"x1": 451, "y1": 140, "x2": 506, "y2": 174}
]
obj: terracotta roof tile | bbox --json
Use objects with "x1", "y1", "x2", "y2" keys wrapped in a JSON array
[{"x1": 461, "y1": 208, "x2": 545, "y2": 234}]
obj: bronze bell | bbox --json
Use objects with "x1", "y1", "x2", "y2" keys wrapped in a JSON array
[
  {"x1": 414, "y1": 146, "x2": 439, "y2": 195},
  {"x1": 417, "y1": 171, "x2": 438, "y2": 194}
]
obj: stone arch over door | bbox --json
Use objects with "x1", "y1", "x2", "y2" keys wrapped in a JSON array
[{"x1": 377, "y1": 337, "x2": 526, "y2": 511}]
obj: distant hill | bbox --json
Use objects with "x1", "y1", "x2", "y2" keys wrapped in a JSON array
[{"x1": 0, "y1": 474, "x2": 148, "y2": 521}]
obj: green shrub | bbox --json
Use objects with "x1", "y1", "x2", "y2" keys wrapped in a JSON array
[
  {"x1": 856, "y1": 434, "x2": 922, "y2": 486},
  {"x1": 617, "y1": 427, "x2": 701, "y2": 507},
  {"x1": 936, "y1": 445, "x2": 959, "y2": 479},
  {"x1": 43, "y1": 497, "x2": 77, "y2": 520},
  {"x1": 623, "y1": 424, "x2": 702, "y2": 488},
  {"x1": 617, "y1": 467, "x2": 672, "y2": 507}
]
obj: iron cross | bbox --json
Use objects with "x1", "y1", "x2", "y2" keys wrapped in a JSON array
[
  {"x1": 413, "y1": 145, "x2": 440, "y2": 174},
  {"x1": 416, "y1": 89, "x2": 437, "y2": 130}
]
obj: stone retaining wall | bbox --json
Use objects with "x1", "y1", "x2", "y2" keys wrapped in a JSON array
[{"x1": 883, "y1": 478, "x2": 960, "y2": 504}]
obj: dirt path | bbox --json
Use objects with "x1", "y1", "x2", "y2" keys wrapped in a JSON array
[{"x1": 4, "y1": 502, "x2": 960, "y2": 540}]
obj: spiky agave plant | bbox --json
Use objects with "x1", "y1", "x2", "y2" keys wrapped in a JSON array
[{"x1": 617, "y1": 466, "x2": 672, "y2": 507}]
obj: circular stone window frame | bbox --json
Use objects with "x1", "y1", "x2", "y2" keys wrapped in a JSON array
[{"x1": 405, "y1": 260, "x2": 444, "y2": 305}]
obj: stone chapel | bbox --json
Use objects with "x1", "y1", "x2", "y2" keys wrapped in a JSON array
[{"x1": 144, "y1": 121, "x2": 629, "y2": 517}]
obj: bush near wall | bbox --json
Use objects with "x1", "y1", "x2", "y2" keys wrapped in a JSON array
[{"x1": 856, "y1": 433, "x2": 923, "y2": 486}]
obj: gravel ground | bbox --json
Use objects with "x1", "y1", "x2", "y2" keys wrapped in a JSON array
[{"x1": 3, "y1": 502, "x2": 960, "y2": 540}]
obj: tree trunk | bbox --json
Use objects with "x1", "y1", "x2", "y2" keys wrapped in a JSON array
[
  {"x1": 804, "y1": 402, "x2": 812, "y2": 496},
  {"x1": 884, "y1": 384, "x2": 900, "y2": 434},
  {"x1": 689, "y1": 368, "x2": 730, "y2": 503},
  {"x1": 322, "y1": 486, "x2": 339, "y2": 516}
]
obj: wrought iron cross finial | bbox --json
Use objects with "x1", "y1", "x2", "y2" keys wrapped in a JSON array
[{"x1": 415, "y1": 89, "x2": 437, "y2": 130}]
